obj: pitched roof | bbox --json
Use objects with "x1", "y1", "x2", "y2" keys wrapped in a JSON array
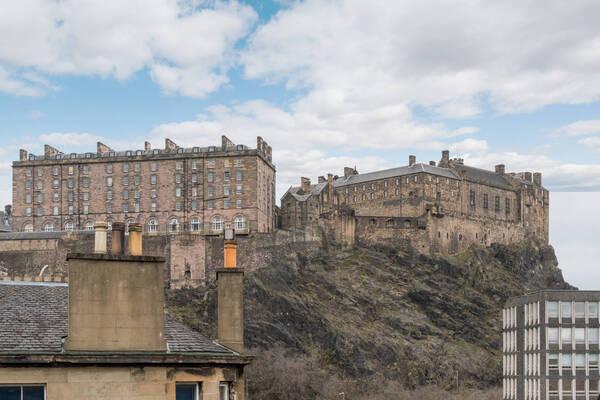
[
  {"x1": 450, "y1": 163, "x2": 516, "y2": 190},
  {"x1": 333, "y1": 163, "x2": 459, "y2": 187},
  {"x1": 0, "y1": 281, "x2": 234, "y2": 355},
  {"x1": 283, "y1": 181, "x2": 328, "y2": 202}
]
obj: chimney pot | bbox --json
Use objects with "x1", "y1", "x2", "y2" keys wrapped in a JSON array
[
  {"x1": 128, "y1": 224, "x2": 143, "y2": 256},
  {"x1": 409, "y1": 155, "x2": 416, "y2": 166},
  {"x1": 439, "y1": 150, "x2": 450, "y2": 167},
  {"x1": 94, "y1": 221, "x2": 108, "y2": 254},
  {"x1": 144, "y1": 141, "x2": 151, "y2": 152},
  {"x1": 495, "y1": 164, "x2": 506, "y2": 175}
]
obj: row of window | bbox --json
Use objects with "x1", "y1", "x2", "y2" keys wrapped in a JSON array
[
  {"x1": 548, "y1": 301, "x2": 599, "y2": 320},
  {"x1": 505, "y1": 354, "x2": 517, "y2": 376},
  {"x1": 548, "y1": 352, "x2": 600, "y2": 371},
  {"x1": 469, "y1": 190, "x2": 511, "y2": 213},
  {"x1": 504, "y1": 330, "x2": 518, "y2": 353},
  {"x1": 503, "y1": 306, "x2": 518, "y2": 329},
  {"x1": 523, "y1": 327, "x2": 541, "y2": 351},
  {"x1": 523, "y1": 352, "x2": 541, "y2": 376},
  {"x1": 548, "y1": 378, "x2": 600, "y2": 395},
  {"x1": 504, "y1": 377, "x2": 518, "y2": 399},
  {"x1": 524, "y1": 302, "x2": 541, "y2": 326},
  {"x1": 548, "y1": 327, "x2": 600, "y2": 346}
]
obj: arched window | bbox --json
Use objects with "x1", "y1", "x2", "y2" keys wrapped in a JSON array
[
  {"x1": 169, "y1": 218, "x2": 179, "y2": 233},
  {"x1": 64, "y1": 221, "x2": 74, "y2": 232},
  {"x1": 190, "y1": 217, "x2": 201, "y2": 232},
  {"x1": 125, "y1": 219, "x2": 134, "y2": 235},
  {"x1": 233, "y1": 215, "x2": 246, "y2": 230},
  {"x1": 211, "y1": 215, "x2": 223, "y2": 231},
  {"x1": 23, "y1": 223, "x2": 33, "y2": 232},
  {"x1": 85, "y1": 221, "x2": 94, "y2": 231},
  {"x1": 147, "y1": 218, "x2": 159, "y2": 233},
  {"x1": 44, "y1": 222, "x2": 54, "y2": 232}
]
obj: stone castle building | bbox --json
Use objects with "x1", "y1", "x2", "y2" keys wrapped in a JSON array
[
  {"x1": 281, "y1": 150, "x2": 549, "y2": 254},
  {"x1": 11, "y1": 135, "x2": 275, "y2": 235}
]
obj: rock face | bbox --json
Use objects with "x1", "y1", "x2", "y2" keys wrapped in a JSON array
[{"x1": 167, "y1": 239, "x2": 571, "y2": 388}]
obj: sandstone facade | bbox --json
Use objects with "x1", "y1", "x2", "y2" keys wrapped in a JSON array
[
  {"x1": 281, "y1": 150, "x2": 549, "y2": 254},
  {"x1": 11, "y1": 136, "x2": 275, "y2": 235}
]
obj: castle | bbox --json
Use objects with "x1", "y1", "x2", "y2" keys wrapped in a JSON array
[{"x1": 280, "y1": 150, "x2": 549, "y2": 254}]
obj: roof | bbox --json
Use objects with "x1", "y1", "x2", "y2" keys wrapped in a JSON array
[
  {"x1": 333, "y1": 163, "x2": 459, "y2": 187},
  {"x1": 449, "y1": 163, "x2": 517, "y2": 190},
  {"x1": 0, "y1": 281, "x2": 234, "y2": 355},
  {"x1": 283, "y1": 181, "x2": 328, "y2": 202}
]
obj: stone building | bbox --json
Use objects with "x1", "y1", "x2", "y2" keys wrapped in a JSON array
[
  {"x1": 11, "y1": 135, "x2": 276, "y2": 235},
  {"x1": 0, "y1": 225, "x2": 250, "y2": 400},
  {"x1": 503, "y1": 290, "x2": 600, "y2": 400},
  {"x1": 281, "y1": 150, "x2": 549, "y2": 254}
]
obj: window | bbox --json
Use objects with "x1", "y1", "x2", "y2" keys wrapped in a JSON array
[
  {"x1": 64, "y1": 221, "x2": 74, "y2": 231},
  {"x1": 26, "y1": 207, "x2": 32, "y2": 217},
  {"x1": 190, "y1": 218, "x2": 201, "y2": 232},
  {"x1": 589, "y1": 328, "x2": 599, "y2": 345},
  {"x1": 236, "y1": 199, "x2": 242, "y2": 209},
  {"x1": 85, "y1": 221, "x2": 94, "y2": 231},
  {"x1": 211, "y1": 216, "x2": 223, "y2": 231},
  {"x1": 23, "y1": 223, "x2": 33, "y2": 232},
  {"x1": 494, "y1": 195, "x2": 500, "y2": 211},
  {"x1": 207, "y1": 200, "x2": 214, "y2": 209},
  {"x1": 151, "y1": 175, "x2": 157, "y2": 185},
  {"x1": 235, "y1": 159, "x2": 242, "y2": 167},
  {"x1": 134, "y1": 162, "x2": 141, "y2": 172},
  {"x1": 134, "y1": 202, "x2": 140, "y2": 213},
  {"x1": 169, "y1": 218, "x2": 179, "y2": 233},
  {"x1": 151, "y1": 162, "x2": 158, "y2": 172},
  {"x1": 191, "y1": 200, "x2": 198, "y2": 211},
  {"x1": 53, "y1": 206, "x2": 59, "y2": 216},
  {"x1": 562, "y1": 353, "x2": 572, "y2": 369},
  {"x1": 106, "y1": 176, "x2": 113, "y2": 187},
  {"x1": 191, "y1": 160, "x2": 198, "y2": 170},
  {"x1": 83, "y1": 205, "x2": 90, "y2": 215},
  {"x1": 548, "y1": 353, "x2": 559, "y2": 369},
  {"x1": 469, "y1": 190, "x2": 476, "y2": 207},
  {"x1": 562, "y1": 327, "x2": 572, "y2": 344},
  {"x1": 82, "y1": 165, "x2": 90, "y2": 174},
  {"x1": 123, "y1": 190, "x2": 129, "y2": 200},
  {"x1": 224, "y1": 199, "x2": 230, "y2": 209},
  {"x1": 52, "y1": 166, "x2": 59, "y2": 176},
  {"x1": 224, "y1": 171, "x2": 230, "y2": 182},
  {"x1": 590, "y1": 354, "x2": 599, "y2": 369},
  {"x1": 575, "y1": 302, "x2": 585, "y2": 318},
  {"x1": 561, "y1": 302, "x2": 572, "y2": 320},
  {"x1": 123, "y1": 176, "x2": 129, "y2": 186},
  {"x1": 176, "y1": 161, "x2": 183, "y2": 170},
  {"x1": 25, "y1": 194, "x2": 32, "y2": 204},
  {"x1": 548, "y1": 328, "x2": 558, "y2": 344},
  {"x1": 123, "y1": 163, "x2": 129, "y2": 173},
  {"x1": 135, "y1": 175, "x2": 141, "y2": 186},
  {"x1": 236, "y1": 184, "x2": 242, "y2": 195},
  {"x1": 236, "y1": 170, "x2": 243, "y2": 181},
  {"x1": 207, "y1": 171, "x2": 214, "y2": 183},
  {"x1": 68, "y1": 166, "x2": 74, "y2": 175},
  {"x1": 207, "y1": 160, "x2": 215, "y2": 168},
  {"x1": 575, "y1": 328, "x2": 585, "y2": 344},
  {"x1": 106, "y1": 202, "x2": 112, "y2": 213},
  {"x1": 176, "y1": 201, "x2": 183, "y2": 211},
  {"x1": 0, "y1": 386, "x2": 45, "y2": 400},
  {"x1": 191, "y1": 173, "x2": 198, "y2": 184},
  {"x1": 234, "y1": 215, "x2": 246, "y2": 230},
  {"x1": 219, "y1": 383, "x2": 230, "y2": 400},
  {"x1": 52, "y1": 178, "x2": 59, "y2": 189},
  {"x1": 563, "y1": 379, "x2": 572, "y2": 395},
  {"x1": 176, "y1": 188, "x2": 182, "y2": 197},
  {"x1": 44, "y1": 222, "x2": 54, "y2": 232},
  {"x1": 224, "y1": 186, "x2": 230, "y2": 196},
  {"x1": 505, "y1": 198, "x2": 511, "y2": 214},
  {"x1": 53, "y1": 192, "x2": 59, "y2": 202},
  {"x1": 147, "y1": 219, "x2": 159, "y2": 233},
  {"x1": 25, "y1": 168, "x2": 32, "y2": 177},
  {"x1": 548, "y1": 301, "x2": 558, "y2": 318},
  {"x1": 151, "y1": 201, "x2": 157, "y2": 212},
  {"x1": 176, "y1": 174, "x2": 182, "y2": 184},
  {"x1": 36, "y1": 207, "x2": 44, "y2": 217},
  {"x1": 208, "y1": 186, "x2": 214, "y2": 197},
  {"x1": 106, "y1": 164, "x2": 113, "y2": 174},
  {"x1": 576, "y1": 353, "x2": 586, "y2": 369},
  {"x1": 483, "y1": 193, "x2": 489, "y2": 209},
  {"x1": 25, "y1": 180, "x2": 32, "y2": 189},
  {"x1": 122, "y1": 203, "x2": 129, "y2": 213},
  {"x1": 548, "y1": 379, "x2": 558, "y2": 394},
  {"x1": 590, "y1": 302, "x2": 599, "y2": 318},
  {"x1": 176, "y1": 383, "x2": 199, "y2": 400}
]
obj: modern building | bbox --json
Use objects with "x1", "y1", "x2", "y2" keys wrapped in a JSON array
[
  {"x1": 503, "y1": 290, "x2": 600, "y2": 400},
  {"x1": 0, "y1": 223, "x2": 250, "y2": 399},
  {"x1": 11, "y1": 135, "x2": 275, "y2": 235},
  {"x1": 281, "y1": 150, "x2": 549, "y2": 254}
]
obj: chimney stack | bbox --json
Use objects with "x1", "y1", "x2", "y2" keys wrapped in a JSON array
[
  {"x1": 144, "y1": 141, "x2": 151, "y2": 152},
  {"x1": 409, "y1": 155, "x2": 416, "y2": 166},
  {"x1": 94, "y1": 221, "x2": 108, "y2": 254},
  {"x1": 165, "y1": 138, "x2": 178, "y2": 152},
  {"x1": 217, "y1": 229, "x2": 244, "y2": 352},
  {"x1": 439, "y1": 150, "x2": 450, "y2": 168},
  {"x1": 495, "y1": 164, "x2": 506, "y2": 175},
  {"x1": 344, "y1": 167, "x2": 357, "y2": 178},
  {"x1": 429, "y1": 161, "x2": 436, "y2": 166},
  {"x1": 533, "y1": 172, "x2": 542, "y2": 186},
  {"x1": 327, "y1": 173, "x2": 334, "y2": 208},
  {"x1": 524, "y1": 172, "x2": 533, "y2": 183},
  {"x1": 318, "y1": 176, "x2": 326, "y2": 184},
  {"x1": 300, "y1": 177, "x2": 311, "y2": 193},
  {"x1": 111, "y1": 222, "x2": 125, "y2": 255},
  {"x1": 19, "y1": 149, "x2": 28, "y2": 161},
  {"x1": 128, "y1": 224, "x2": 143, "y2": 256},
  {"x1": 97, "y1": 142, "x2": 113, "y2": 154}
]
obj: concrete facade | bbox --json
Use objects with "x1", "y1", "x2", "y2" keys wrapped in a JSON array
[
  {"x1": 503, "y1": 290, "x2": 600, "y2": 400},
  {"x1": 11, "y1": 135, "x2": 276, "y2": 236},
  {"x1": 281, "y1": 151, "x2": 549, "y2": 254}
]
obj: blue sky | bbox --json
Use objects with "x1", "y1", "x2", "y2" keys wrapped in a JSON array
[{"x1": 0, "y1": 0, "x2": 599, "y2": 288}]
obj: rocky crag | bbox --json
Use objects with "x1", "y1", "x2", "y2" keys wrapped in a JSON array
[{"x1": 167, "y1": 239, "x2": 571, "y2": 389}]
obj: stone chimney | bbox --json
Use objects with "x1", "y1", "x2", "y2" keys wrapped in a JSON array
[
  {"x1": 19, "y1": 149, "x2": 28, "y2": 161},
  {"x1": 439, "y1": 150, "x2": 450, "y2": 168},
  {"x1": 165, "y1": 138, "x2": 178, "y2": 152},
  {"x1": 495, "y1": 164, "x2": 505, "y2": 175},
  {"x1": 222, "y1": 135, "x2": 234, "y2": 150},
  {"x1": 533, "y1": 172, "x2": 542, "y2": 186},
  {"x1": 266, "y1": 145, "x2": 272, "y2": 162},
  {"x1": 217, "y1": 230, "x2": 244, "y2": 352},
  {"x1": 300, "y1": 177, "x2": 311, "y2": 193},
  {"x1": 344, "y1": 167, "x2": 357, "y2": 178},
  {"x1": 429, "y1": 161, "x2": 436, "y2": 166},
  {"x1": 327, "y1": 173, "x2": 334, "y2": 208},
  {"x1": 65, "y1": 223, "x2": 166, "y2": 352},
  {"x1": 409, "y1": 155, "x2": 416, "y2": 166},
  {"x1": 144, "y1": 141, "x2": 151, "y2": 152},
  {"x1": 318, "y1": 176, "x2": 326, "y2": 184},
  {"x1": 97, "y1": 142, "x2": 113, "y2": 154},
  {"x1": 44, "y1": 144, "x2": 61, "y2": 157},
  {"x1": 524, "y1": 172, "x2": 533, "y2": 183},
  {"x1": 257, "y1": 136, "x2": 264, "y2": 154}
]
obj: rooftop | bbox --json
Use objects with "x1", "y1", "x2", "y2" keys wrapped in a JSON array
[
  {"x1": 333, "y1": 163, "x2": 460, "y2": 187},
  {"x1": 0, "y1": 281, "x2": 235, "y2": 356}
]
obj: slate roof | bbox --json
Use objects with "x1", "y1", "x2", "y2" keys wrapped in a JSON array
[
  {"x1": 333, "y1": 163, "x2": 459, "y2": 187},
  {"x1": 450, "y1": 164, "x2": 516, "y2": 190},
  {"x1": 283, "y1": 181, "x2": 328, "y2": 202},
  {"x1": 0, "y1": 281, "x2": 234, "y2": 355}
]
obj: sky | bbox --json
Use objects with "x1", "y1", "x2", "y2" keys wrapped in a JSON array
[{"x1": 0, "y1": 0, "x2": 598, "y2": 288}]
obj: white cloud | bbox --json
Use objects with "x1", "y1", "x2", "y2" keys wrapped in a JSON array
[
  {"x1": 243, "y1": 0, "x2": 600, "y2": 117},
  {"x1": 38, "y1": 132, "x2": 102, "y2": 147},
  {"x1": 449, "y1": 138, "x2": 488, "y2": 155},
  {"x1": 579, "y1": 136, "x2": 600, "y2": 150},
  {"x1": 552, "y1": 120, "x2": 600, "y2": 137},
  {"x1": 0, "y1": 0, "x2": 256, "y2": 97}
]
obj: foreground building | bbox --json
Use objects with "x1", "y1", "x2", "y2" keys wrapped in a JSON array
[
  {"x1": 11, "y1": 135, "x2": 276, "y2": 235},
  {"x1": 503, "y1": 290, "x2": 600, "y2": 400},
  {"x1": 0, "y1": 223, "x2": 250, "y2": 399},
  {"x1": 281, "y1": 151, "x2": 549, "y2": 253}
]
